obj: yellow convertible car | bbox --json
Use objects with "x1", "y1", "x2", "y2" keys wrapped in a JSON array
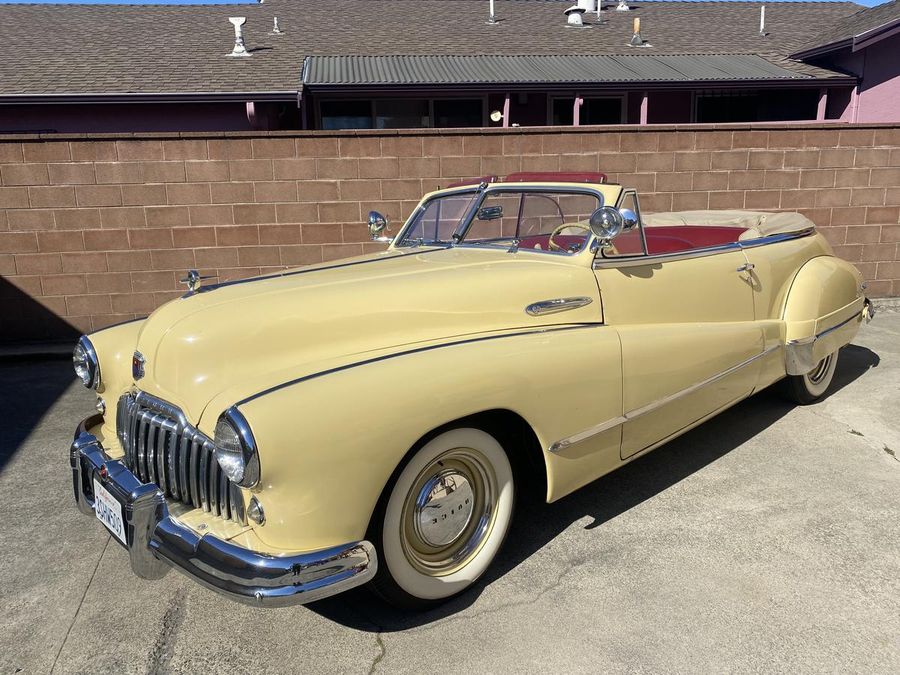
[{"x1": 69, "y1": 172, "x2": 873, "y2": 608}]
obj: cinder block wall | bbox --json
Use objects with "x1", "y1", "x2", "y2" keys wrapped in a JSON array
[{"x1": 1, "y1": 123, "x2": 898, "y2": 343}]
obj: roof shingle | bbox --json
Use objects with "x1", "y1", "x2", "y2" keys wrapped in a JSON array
[{"x1": 0, "y1": 0, "x2": 864, "y2": 98}]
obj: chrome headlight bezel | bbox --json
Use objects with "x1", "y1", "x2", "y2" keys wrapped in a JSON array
[
  {"x1": 213, "y1": 407, "x2": 260, "y2": 488},
  {"x1": 73, "y1": 335, "x2": 100, "y2": 390}
]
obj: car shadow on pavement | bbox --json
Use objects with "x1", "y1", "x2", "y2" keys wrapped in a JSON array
[{"x1": 306, "y1": 344, "x2": 880, "y2": 632}]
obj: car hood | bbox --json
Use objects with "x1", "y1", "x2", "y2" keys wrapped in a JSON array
[{"x1": 133, "y1": 246, "x2": 600, "y2": 424}]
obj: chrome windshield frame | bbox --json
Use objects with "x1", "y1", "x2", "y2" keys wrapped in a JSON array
[{"x1": 393, "y1": 183, "x2": 607, "y2": 255}]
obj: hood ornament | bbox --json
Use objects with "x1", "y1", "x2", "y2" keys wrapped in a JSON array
[{"x1": 180, "y1": 269, "x2": 215, "y2": 294}]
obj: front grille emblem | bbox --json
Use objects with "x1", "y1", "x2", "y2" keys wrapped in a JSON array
[{"x1": 132, "y1": 351, "x2": 145, "y2": 380}]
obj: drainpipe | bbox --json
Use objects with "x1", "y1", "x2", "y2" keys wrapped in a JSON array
[
  {"x1": 816, "y1": 88, "x2": 827, "y2": 121},
  {"x1": 639, "y1": 91, "x2": 648, "y2": 125},
  {"x1": 246, "y1": 101, "x2": 258, "y2": 129},
  {"x1": 850, "y1": 84, "x2": 860, "y2": 123},
  {"x1": 503, "y1": 93, "x2": 511, "y2": 128},
  {"x1": 573, "y1": 96, "x2": 584, "y2": 126}
]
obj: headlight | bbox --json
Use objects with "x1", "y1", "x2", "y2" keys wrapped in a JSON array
[
  {"x1": 213, "y1": 407, "x2": 259, "y2": 488},
  {"x1": 72, "y1": 336, "x2": 100, "y2": 389}
]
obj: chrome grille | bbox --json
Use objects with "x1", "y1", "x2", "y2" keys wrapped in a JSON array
[{"x1": 116, "y1": 392, "x2": 245, "y2": 524}]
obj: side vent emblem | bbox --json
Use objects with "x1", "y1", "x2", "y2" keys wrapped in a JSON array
[{"x1": 132, "y1": 351, "x2": 145, "y2": 380}]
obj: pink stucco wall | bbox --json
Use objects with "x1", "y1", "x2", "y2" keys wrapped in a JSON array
[{"x1": 818, "y1": 35, "x2": 900, "y2": 123}]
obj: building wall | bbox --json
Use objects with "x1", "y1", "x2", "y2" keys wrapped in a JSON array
[
  {"x1": 0, "y1": 102, "x2": 297, "y2": 134},
  {"x1": 817, "y1": 36, "x2": 900, "y2": 123},
  {"x1": 0, "y1": 123, "x2": 898, "y2": 343}
]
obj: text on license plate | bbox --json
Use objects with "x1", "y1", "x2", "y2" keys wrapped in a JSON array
[{"x1": 93, "y1": 478, "x2": 127, "y2": 545}]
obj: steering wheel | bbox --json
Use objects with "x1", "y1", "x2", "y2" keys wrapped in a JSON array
[{"x1": 548, "y1": 223, "x2": 592, "y2": 252}]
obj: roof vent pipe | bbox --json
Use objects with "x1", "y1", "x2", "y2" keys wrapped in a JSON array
[
  {"x1": 227, "y1": 17, "x2": 250, "y2": 57},
  {"x1": 759, "y1": 5, "x2": 768, "y2": 36},
  {"x1": 270, "y1": 16, "x2": 283, "y2": 35},
  {"x1": 565, "y1": 6, "x2": 587, "y2": 26},
  {"x1": 616, "y1": 1, "x2": 630, "y2": 11},
  {"x1": 577, "y1": 0, "x2": 596, "y2": 12},
  {"x1": 630, "y1": 17, "x2": 643, "y2": 45},
  {"x1": 487, "y1": 0, "x2": 497, "y2": 24}
]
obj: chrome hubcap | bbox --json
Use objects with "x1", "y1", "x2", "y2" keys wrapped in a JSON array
[
  {"x1": 414, "y1": 470, "x2": 475, "y2": 547},
  {"x1": 400, "y1": 449, "x2": 497, "y2": 576},
  {"x1": 807, "y1": 354, "x2": 833, "y2": 384}
]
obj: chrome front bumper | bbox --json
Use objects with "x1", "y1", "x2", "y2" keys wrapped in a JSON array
[{"x1": 69, "y1": 415, "x2": 377, "y2": 607}]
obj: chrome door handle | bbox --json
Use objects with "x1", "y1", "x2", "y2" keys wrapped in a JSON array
[{"x1": 736, "y1": 263, "x2": 755, "y2": 273}]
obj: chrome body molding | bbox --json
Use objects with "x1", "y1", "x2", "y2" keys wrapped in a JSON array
[
  {"x1": 784, "y1": 307, "x2": 865, "y2": 375},
  {"x1": 549, "y1": 344, "x2": 782, "y2": 453},
  {"x1": 525, "y1": 297, "x2": 594, "y2": 316},
  {"x1": 593, "y1": 228, "x2": 816, "y2": 269},
  {"x1": 70, "y1": 417, "x2": 376, "y2": 607}
]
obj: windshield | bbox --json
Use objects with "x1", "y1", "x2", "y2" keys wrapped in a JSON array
[
  {"x1": 398, "y1": 191, "x2": 479, "y2": 245},
  {"x1": 397, "y1": 188, "x2": 602, "y2": 255}
]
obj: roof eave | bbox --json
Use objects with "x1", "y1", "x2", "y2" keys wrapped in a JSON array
[
  {"x1": 0, "y1": 91, "x2": 299, "y2": 105},
  {"x1": 792, "y1": 16, "x2": 900, "y2": 59}
]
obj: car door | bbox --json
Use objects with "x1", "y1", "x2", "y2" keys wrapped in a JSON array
[{"x1": 594, "y1": 194, "x2": 763, "y2": 460}]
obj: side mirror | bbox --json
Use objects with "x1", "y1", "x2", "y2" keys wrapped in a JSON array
[
  {"x1": 619, "y1": 208, "x2": 639, "y2": 232},
  {"x1": 368, "y1": 211, "x2": 391, "y2": 242},
  {"x1": 588, "y1": 206, "x2": 625, "y2": 241}
]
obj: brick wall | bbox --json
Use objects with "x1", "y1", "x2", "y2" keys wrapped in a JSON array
[{"x1": 1, "y1": 123, "x2": 898, "y2": 343}]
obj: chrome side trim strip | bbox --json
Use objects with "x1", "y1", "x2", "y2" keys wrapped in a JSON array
[
  {"x1": 548, "y1": 344, "x2": 781, "y2": 453},
  {"x1": 592, "y1": 227, "x2": 815, "y2": 269},
  {"x1": 526, "y1": 297, "x2": 593, "y2": 316},
  {"x1": 236, "y1": 323, "x2": 605, "y2": 407},
  {"x1": 784, "y1": 307, "x2": 862, "y2": 375}
]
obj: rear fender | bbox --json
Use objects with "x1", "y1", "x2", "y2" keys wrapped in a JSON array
[{"x1": 782, "y1": 256, "x2": 866, "y2": 375}]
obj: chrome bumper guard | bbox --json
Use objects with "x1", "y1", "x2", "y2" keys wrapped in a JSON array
[{"x1": 70, "y1": 416, "x2": 377, "y2": 607}]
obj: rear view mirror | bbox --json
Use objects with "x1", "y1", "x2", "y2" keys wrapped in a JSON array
[
  {"x1": 588, "y1": 206, "x2": 625, "y2": 241},
  {"x1": 477, "y1": 205, "x2": 503, "y2": 221},
  {"x1": 619, "y1": 208, "x2": 639, "y2": 232},
  {"x1": 368, "y1": 211, "x2": 391, "y2": 242}
]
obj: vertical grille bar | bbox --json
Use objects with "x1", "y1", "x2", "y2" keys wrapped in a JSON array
[
  {"x1": 189, "y1": 437, "x2": 201, "y2": 509},
  {"x1": 116, "y1": 393, "x2": 242, "y2": 523}
]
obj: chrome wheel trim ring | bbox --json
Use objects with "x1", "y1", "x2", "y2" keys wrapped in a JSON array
[
  {"x1": 807, "y1": 353, "x2": 833, "y2": 385},
  {"x1": 400, "y1": 448, "x2": 497, "y2": 577}
]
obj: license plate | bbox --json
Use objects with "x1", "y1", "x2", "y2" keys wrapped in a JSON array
[{"x1": 93, "y1": 478, "x2": 127, "y2": 545}]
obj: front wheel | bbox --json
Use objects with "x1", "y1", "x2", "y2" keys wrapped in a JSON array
[
  {"x1": 783, "y1": 349, "x2": 839, "y2": 404},
  {"x1": 368, "y1": 427, "x2": 515, "y2": 609}
]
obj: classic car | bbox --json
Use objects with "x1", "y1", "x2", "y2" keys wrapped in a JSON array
[{"x1": 69, "y1": 171, "x2": 874, "y2": 609}]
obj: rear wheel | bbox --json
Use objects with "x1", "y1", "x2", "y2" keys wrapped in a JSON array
[
  {"x1": 783, "y1": 349, "x2": 839, "y2": 404},
  {"x1": 368, "y1": 427, "x2": 515, "y2": 609}
]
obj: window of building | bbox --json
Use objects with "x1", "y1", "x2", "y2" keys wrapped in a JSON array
[
  {"x1": 695, "y1": 90, "x2": 819, "y2": 123},
  {"x1": 434, "y1": 99, "x2": 484, "y2": 128},
  {"x1": 318, "y1": 98, "x2": 484, "y2": 130},
  {"x1": 375, "y1": 100, "x2": 430, "y2": 129},
  {"x1": 320, "y1": 100, "x2": 373, "y2": 130},
  {"x1": 551, "y1": 97, "x2": 624, "y2": 125}
]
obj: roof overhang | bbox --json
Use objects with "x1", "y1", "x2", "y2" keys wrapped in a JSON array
[
  {"x1": 0, "y1": 91, "x2": 299, "y2": 105},
  {"x1": 791, "y1": 17, "x2": 900, "y2": 59}
]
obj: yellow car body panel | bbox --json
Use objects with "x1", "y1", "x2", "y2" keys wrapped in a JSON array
[{"x1": 82, "y1": 182, "x2": 868, "y2": 557}]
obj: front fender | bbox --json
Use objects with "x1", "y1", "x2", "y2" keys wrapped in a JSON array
[
  {"x1": 782, "y1": 256, "x2": 865, "y2": 374},
  {"x1": 87, "y1": 318, "x2": 146, "y2": 449},
  {"x1": 237, "y1": 325, "x2": 622, "y2": 552}
]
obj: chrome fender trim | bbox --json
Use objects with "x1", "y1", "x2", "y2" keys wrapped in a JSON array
[
  {"x1": 525, "y1": 297, "x2": 593, "y2": 316},
  {"x1": 549, "y1": 344, "x2": 781, "y2": 453},
  {"x1": 784, "y1": 308, "x2": 863, "y2": 375}
]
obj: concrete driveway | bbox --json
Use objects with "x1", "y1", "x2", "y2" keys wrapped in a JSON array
[{"x1": 2, "y1": 313, "x2": 898, "y2": 674}]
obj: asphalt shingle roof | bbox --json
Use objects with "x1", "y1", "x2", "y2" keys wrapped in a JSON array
[
  {"x1": 0, "y1": 0, "x2": 864, "y2": 98},
  {"x1": 792, "y1": 0, "x2": 900, "y2": 56}
]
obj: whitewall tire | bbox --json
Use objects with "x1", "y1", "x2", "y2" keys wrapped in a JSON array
[
  {"x1": 369, "y1": 427, "x2": 515, "y2": 608},
  {"x1": 784, "y1": 349, "x2": 839, "y2": 404}
]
